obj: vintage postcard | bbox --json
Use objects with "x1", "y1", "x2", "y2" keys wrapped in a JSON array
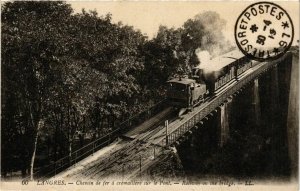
[{"x1": 1, "y1": 1, "x2": 299, "y2": 191}]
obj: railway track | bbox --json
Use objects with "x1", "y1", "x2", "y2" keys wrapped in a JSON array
[
  {"x1": 61, "y1": 69, "x2": 252, "y2": 180},
  {"x1": 65, "y1": 138, "x2": 161, "y2": 179},
  {"x1": 60, "y1": 53, "x2": 291, "y2": 179},
  {"x1": 66, "y1": 139, "x2": 137, "y2": 178}
]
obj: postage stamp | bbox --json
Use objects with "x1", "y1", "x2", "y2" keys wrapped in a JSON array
[{"x1": 235, "y1": 1, "x2": 294, "y2": 61}]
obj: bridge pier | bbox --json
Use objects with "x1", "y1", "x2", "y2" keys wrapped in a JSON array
[
  {"x1": 270, "y1": 65, "x2": 280, "y2": 121},
  {"x1": 251, "y1": 79, "x2": 261, "y2": 126},
  {"x1": 286, "y1": 53, "x2": 298, "y2": 179},
  {"x1": 153, "y1": 52, "x2": 296, "y2": 178},
  {"x1": 219, "y1": 98, "x2": 232, "y2": 147},
  {"x1": 258, "y1": 56, "x2": 293, "y2": 177},
  {"x1": 259, "y1": 65, "x2": 281, "y2": 175}
]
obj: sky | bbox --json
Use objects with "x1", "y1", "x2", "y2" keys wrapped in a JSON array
[{"x1": 70, "y1": 1, "x2": 299, "y2": 46}]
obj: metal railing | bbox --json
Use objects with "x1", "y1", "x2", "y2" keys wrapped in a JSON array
[
  {"x1": 116, "y1": 99, "x2": 168, "y2": 134},
  {"x1": 161, "y1": 54, "x2": 289, "y2": 147},
  {"x1": 24, "y1": 99, "x2": 168, "y2": 180},
  {"x1": 23, "y1": 52, "x2": 291, "y2": 180}
]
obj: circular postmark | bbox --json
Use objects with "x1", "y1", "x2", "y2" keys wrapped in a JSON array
[{"x1": 235, "y1": 2, "x2": 294, "y2": 61}]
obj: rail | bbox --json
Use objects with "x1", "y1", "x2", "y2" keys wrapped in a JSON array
[
  {"x1": 161, "y1": 54, "x2": 289, "y2": 147},
  {"x1": 24, "y1": 52, "x2": 291, "y2": 180},
  {"x1": 24, "y1": 99, "x2": 168, "y2": 180}
]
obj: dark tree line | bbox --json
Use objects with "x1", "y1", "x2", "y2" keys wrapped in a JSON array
[{"x1": 1, "y1": 1, "x2": 231, "y2": 179}]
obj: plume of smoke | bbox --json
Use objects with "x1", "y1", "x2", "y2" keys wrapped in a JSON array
[
  {"x1": 195, "y1": 49, "x2": 210, "y2": 64},
  {"x1": 195, "y1": 11, "x2": 233, "y2": 57},
  {"x1": 195, "y1": 49, "x2": 213, "y2": 71},
  {"x1": 195, "y1": 48, "x2": 223, "y2": 81},
  {"x1": 192, "y1": 12, "x2": 234, "y2": 80}
]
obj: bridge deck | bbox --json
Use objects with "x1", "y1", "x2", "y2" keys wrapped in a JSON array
[
  {"x1": 154, "y1": 55, "x2": 288, "y2": 146},
  {"x1": 124, "y1": 106, "x2": 174, "y2": 139},
  {"x1": 58, "y1": 53, "x2": 290, "y2": 179}
]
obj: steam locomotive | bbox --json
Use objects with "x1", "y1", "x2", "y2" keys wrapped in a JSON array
[{"x1": 167, "y1": 49, "x2": 257, "y2": 112}]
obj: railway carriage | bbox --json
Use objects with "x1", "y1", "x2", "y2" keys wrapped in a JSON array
[{"x1": 167, "y1": 49, "x2": 257, "y2": 112}]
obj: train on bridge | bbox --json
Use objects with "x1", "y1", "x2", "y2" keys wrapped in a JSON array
[{"x1": 167, "y1": 50, "x2": 258, "y2": 113}]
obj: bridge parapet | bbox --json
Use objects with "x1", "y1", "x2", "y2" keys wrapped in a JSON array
[{"x1": 161, "y1": 53, "x2": 291, "y2": 147}]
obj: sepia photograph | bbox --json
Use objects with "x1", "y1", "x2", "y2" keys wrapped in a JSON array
[{"x1": 1, "y1": 1, "x2": 299, "y2": 190}]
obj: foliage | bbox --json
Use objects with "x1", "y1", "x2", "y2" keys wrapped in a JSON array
[
  {"x1": 142, "y1": 11, "x2": 231, "y2": 93},
  {"x1": 1, "y1": 1, "x2": 231, "y2": 178}
]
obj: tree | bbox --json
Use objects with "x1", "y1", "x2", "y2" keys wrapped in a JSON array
[
  {"x1": 2, "y1": 1, "x2": 148, "y2": 179},
  {"x1": 142, "y1": 26, "x2": 189, "y2": 95},
  {"x1": 1, "y1": 1, "x2": 73, "y2": 179},
  {"x1": 1, "y1": 2, "x2": 233, "y2": 179}
]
